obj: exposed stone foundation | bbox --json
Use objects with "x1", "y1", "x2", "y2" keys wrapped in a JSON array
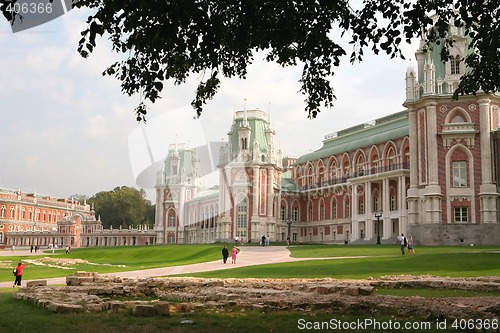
[{"x1": 13, "y1": 272, "x2": 500, "y2": 320}]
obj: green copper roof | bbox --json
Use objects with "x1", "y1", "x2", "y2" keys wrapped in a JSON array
[
  {"x1": 418, "y1": 27, "x2": 473, "y2": 84},
  {"x1": 296, "y1": 111, "x2": 409, "y2": 165},
  {"x1": 163, "y1": 148, "x2": 196, "y2": 178},
  {"x1": 230, "y1": 110, "x2": 271, "y2": 157}
]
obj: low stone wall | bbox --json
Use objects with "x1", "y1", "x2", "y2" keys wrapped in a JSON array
[
  {"x1": 14, "y1": 272, "x2": 376, "y2": 315},
  {"x1": 12, "y1": 272, "x2": 500, "y2": 320}
]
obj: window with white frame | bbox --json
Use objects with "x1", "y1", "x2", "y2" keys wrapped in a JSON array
[
  {"x1": 358, "y1": 199, "x2": 364, "y2": 214},
  {"x1": 168, "y1": 215, "x2": 175, "y2": 227},
  {"x1": 452, "y1": 161, "x2": 467, "y2": 187},
  {"x1": 345, "y1": 201, "x2": 350, "y2": 218},
  {"x1": 320, "y1": 204, "x2": 325, "y2": 220},
  {"x1": 280, "y1": 206, "x2": 286, "y2": 221},
  {"x1": 237, "y1": 198, "x2": 247, "y2": 237},
  {"x1": 454, "y1": 207, "x2": 468, "y2": 223},
  {"x1": 332, "y1": 201, "x2": 337, "y2": 219},
  {"x1": 291, "y1": 206, "x2": 298, "y2": 222},
  {"x1": 450, "y1": 55, "x2": 461, "y2": 75},
  {"x1": 390, "y1": 195, "x2": 396, "y2": 211}
]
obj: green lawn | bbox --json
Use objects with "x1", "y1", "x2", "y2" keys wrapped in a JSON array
[
  {"x1": 0, "y1": 245, "x2": 221, "y2": 282},
  {"x1": 1, "y1": 244, "x2": 499, "y2": 333},
  {"x1": 2, "y1": 244, "x2": 500, "y2": 281},
  {"x1": 183, "y1": 245, "x2": 500, "y2": 279}
]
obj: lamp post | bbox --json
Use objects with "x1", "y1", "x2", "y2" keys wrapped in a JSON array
[
  {"x1": 375, "y1": 211, "x2": 382, "y2": 244},
  {"x1": 286, "y1": 218, "x2": 292, "y2": 246}
]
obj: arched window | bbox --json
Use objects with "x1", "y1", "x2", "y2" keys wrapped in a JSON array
[
  {"x1": 345, "y1": 200, "x2": 351, "y2": 218},
  {"x1": 236, "y1": 197, "x2": 247, "y2": 238},
  {"x1": 450, "y1": 55, "x2": 461, "y2": 75},
  {"x1": 452, "y1": 161, "x2": 467, "y2": 187},
  {"x1": 331, "y1": 199, "x2": 337, "y2": 219}
]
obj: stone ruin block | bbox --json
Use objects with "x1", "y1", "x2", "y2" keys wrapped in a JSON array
[
  {"x1": 132, "y1": 304, "x2": 156, "y2": 317},
  {"x1": 26, "y1": 280, "x2": 47, "y2": 288},
  {"x1": 65, "y1": 276, "x2": 81, "y2": 286},
  {"x1": 344, "y1": 286, "x2": 360, "y2": 296},
  {"x1": 75, "y1": 271, "x2": 95, "y2": 278},
  {"x1": 47, "y1": 301, "x2": 84, "y2": 313},
  {"x1": 168, "y1": 302, "x2": 195, "y2": 313},
  {"x1": 359, "y1": 286, "x2": 375, "y2": 295},
  {"x1": 153, "y1": 302, "x2": 170, "y2": 316}
]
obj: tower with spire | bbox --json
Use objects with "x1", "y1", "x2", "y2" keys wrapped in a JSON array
[
  {"x1": 154, "y1": 143, "x2": 200, "y2": 244},
  {"x1": 217, "y1": 105, "x2": 281, "y2": 243}
]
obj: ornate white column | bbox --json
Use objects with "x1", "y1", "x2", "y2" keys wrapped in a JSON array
[
  {"x1": 351, "y1": 184, "x2": 359, "y2": 241},
  {"x1": 478, "y1": 98, "x2": 499, "y2": 223},
  {"x1": 365, "y1": 182, "x2": 373, "y2": 240},
  {"x1": 382, "y1": 178, "x2": 390, "y2": 239}
]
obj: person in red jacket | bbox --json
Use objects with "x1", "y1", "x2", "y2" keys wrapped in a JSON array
[{"x1": 13, "y1": 262, "x2": 26, "y2": 287}]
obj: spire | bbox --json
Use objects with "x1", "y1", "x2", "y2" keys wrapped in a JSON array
[
  {"x1": 267, "y1": 102, "x2": 272, "y2": 129},
  {"x1": 243, "y1": 98, "x2": 248, "y2": 127}
]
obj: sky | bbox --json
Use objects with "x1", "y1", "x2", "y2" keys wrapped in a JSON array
[{"x1": 0, "y1": 5, "x2": 419, "y2": 201}]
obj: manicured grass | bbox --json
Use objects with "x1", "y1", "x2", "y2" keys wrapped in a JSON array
[
  {"x1": 3, "y1": 244, "x2": 500, "y2": 282},
  {"x1": 287, "y1": 244, "x2": 499, "y2": 258},
  {"x1": 183, "y1": 250, "x2": 500, "y2": 279},
  {"x1": 0, "y1": 245, "x2": 221, "y2": 282}
]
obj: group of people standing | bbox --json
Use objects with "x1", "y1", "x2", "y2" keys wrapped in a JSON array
[{"x1": 398, "y1": 233, "x2": 416, "y2": 255}]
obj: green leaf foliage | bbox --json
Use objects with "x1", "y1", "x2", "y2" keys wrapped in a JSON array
[
  {"x1": 2, "y1": 1, "x2": 498, "y2": 120},
  {"x1": 87, "y1": 186, "x2": 154, "y2": 229}
]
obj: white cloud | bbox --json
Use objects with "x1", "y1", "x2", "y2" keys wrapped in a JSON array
[{"x1": 0, "y1": 9, "x2": 420, "y2": 200}]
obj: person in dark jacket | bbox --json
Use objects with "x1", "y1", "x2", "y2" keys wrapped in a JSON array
[{"x1": 222, "y1": 245, "x2": 229, "y2": 264}]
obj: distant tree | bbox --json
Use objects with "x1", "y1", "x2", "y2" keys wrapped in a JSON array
[
  {"x1": 88, "y1": 186, "x2": 154, "y2": 229},
  {"x1": 2, "y1": 1, "x2": 498, "y2": 120}
]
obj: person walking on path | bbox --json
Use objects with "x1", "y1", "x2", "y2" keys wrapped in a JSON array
[
  {"x1": 13, "y1": 262, "x2": 26, "y2": 287},
  {"x1": 231, "y1": 246, "x2": 239, "y2": 264},
  {"x1": 222, "y1": 245, "x2": 229, "y2": 264},
  {"x1": 407, "y1": 235, "x2": 416, "y2": 254}
]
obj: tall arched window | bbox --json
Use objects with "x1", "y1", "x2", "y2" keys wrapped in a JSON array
[
  {"x1": 331, "y1": 199, "x2": 337, "y2": 219},
  {"x1": 452, "y1": 161, "x2": 467, "y2": 187},
  {"x1": 237, "y1": 197, "x2": 247, "y2": 238},
  {"x1": 450, "y1": 55, "x2": 461, "y2": 75}
]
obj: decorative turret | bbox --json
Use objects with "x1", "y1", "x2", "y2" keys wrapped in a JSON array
[
  {"x1": 407, "y1": 18, "x2": 472, "y2": 100},
  {"x1": 405, "y1": 62, "x2": 417, "y2": 100},
  {"x1": 423, "y1": 51, "x2": 436, "y2": 95}
]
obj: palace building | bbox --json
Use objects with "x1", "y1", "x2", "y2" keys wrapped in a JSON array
[
  {"x1": 154, "y1": 23, "x2": 500, "y2": 246},
  {"x1": 0, "y1": 188, "x2": 156, "y2": 249}
]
